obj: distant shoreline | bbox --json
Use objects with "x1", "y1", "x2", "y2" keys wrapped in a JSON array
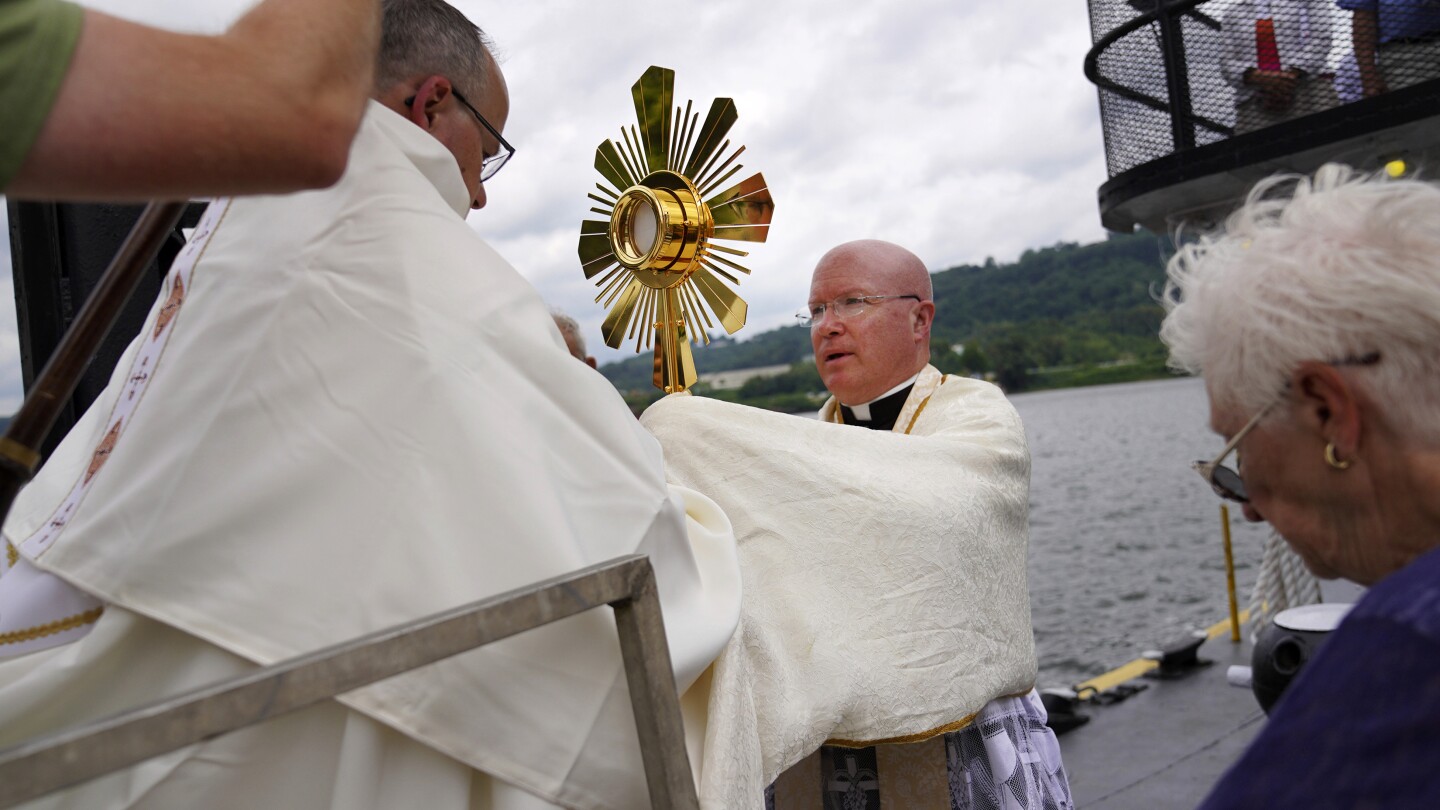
[{"x1": 620, "y1": 359, "x2": 1186, "y2": 415}]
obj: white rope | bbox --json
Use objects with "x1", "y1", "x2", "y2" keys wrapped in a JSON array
[{"x1": 1247, "y1": 529, "x2": 1322, "y2": 642}]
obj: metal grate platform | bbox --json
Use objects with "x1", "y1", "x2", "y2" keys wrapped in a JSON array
[{"x1": 1086, "y1": 0, "x2": 1440, "y2": 231}]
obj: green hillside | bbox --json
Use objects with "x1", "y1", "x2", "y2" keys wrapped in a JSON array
[
  {"x1": 601, "y1": 231, "x2": 1181, "y2": 410},
  {"x1": 599, "y1": 324, "x2": 814, "y2": 392}
]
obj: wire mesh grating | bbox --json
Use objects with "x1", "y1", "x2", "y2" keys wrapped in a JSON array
[{"x1": 1087, "y1": 0, "x2": 1440, "y2": 178}]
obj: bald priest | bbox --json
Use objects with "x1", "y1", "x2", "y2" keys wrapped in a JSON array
[{"x1": 644, "y1": 240, "x2": 1071, "y2": 809}]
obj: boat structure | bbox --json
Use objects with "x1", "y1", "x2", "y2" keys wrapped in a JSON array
[
  {"x1": 1087, "y1": 0, "x2": 1440, "y2": 234},
  {"x1": 1057, "y1": 0, "x2": 1438, "y2": 805}
]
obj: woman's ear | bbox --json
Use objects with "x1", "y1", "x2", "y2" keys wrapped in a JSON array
[{"x1": 1291, "y1": 361, "x2": 1361, "y2": 453}]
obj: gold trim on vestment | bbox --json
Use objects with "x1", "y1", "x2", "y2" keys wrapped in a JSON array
[
  {"x1": 5, "y1": 540, "x2": 17, "y2": 569},
  {"x1": 820, "y1": 686, "x2": 1036, "y2": 748},
  {"x1": 823, "y1": 713, "x2": 977, "y2": 748},
  {"x1": 901, "y1": 374, "x2": 946, "y2": 436},
  {"x1": 891, "y1": 366, "x2": 942, "y2": 435},
  {"x1": 0, "y1": 606, "x2": 105, "y2": 646}
]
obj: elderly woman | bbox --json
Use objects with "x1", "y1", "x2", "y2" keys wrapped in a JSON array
[{"x1": 1160, "y1": 164, "x2": 1440, "y2": 808}]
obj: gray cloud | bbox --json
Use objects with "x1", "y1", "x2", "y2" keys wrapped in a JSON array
[
  {"x1": 466, "y1": 2, "x2": 1111, "y2": 358},
  {"x1": 1, "y1": 0, "x2": 1110, "y2": 392}
]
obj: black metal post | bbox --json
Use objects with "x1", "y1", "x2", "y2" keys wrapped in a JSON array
[{"x1": 1156, "y1": 0, "x2": 1197, "y2": 151}]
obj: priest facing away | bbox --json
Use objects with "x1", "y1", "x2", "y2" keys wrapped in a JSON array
[
  {"x1": 0, "y1": 2, "x2": 740, "y2": 809},
  {"x1": 643, "y1": 240, "x2": 1073, "y2": 809}
]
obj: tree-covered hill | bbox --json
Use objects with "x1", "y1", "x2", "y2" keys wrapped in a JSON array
[
  {"x1": 601, "y1": 231, "x2": 1178, "y2": 407},
  {"x1": 599, "y1": 324, "x2": 814, "y2": 392},
  {"x1": 929, "y1": 232, "x2": 1165, "y2": 337}
]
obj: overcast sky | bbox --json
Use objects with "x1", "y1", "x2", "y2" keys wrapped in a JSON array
[{"x1": 0, "y1": 0, "x2": 1112, "y2": 412}]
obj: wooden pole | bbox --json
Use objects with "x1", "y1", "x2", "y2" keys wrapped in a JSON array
[
  {"x1": 1220, "y1": 504, "x2": 1241, "y2": 642},
  {"x1": 0, "y1": 201, "x2": 188, "y2": 525}
]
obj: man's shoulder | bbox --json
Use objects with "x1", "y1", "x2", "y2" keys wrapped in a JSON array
[
  {"x1": 227, "y1": 103, "x2": 473, "y2": 238},
  {"x1": 911, "y1": 373, "x2": 1023, "y2": 437},
  {"x1": 933, "y1": 372, "x2": 1001, "y2": 391},
  {"x1": 311, "y1": 101, "x2": 472, "y2": 220},
  {"x1": 928, "y1": 374, "x2": 1014, "y2": 410}
]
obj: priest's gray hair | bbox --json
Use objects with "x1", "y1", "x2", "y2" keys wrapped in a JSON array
[
  {"x1": 377, "y1": 0, "x2": 497, "y2": 97},
  {"x1": 553, "y1": 312, "x2": 587, "y2": 360},
  {"x1": 1160, "y1": 163, "x2": 1440, "y2": 445}
]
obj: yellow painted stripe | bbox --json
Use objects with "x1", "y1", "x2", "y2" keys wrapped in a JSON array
[
  {"x1": 1076, "y1": 658, "x2": 1157, "y2": 694},
  {"x1": 1076, "y1": 609, "x2": 1252, "y2": 696},
  {"x1": 1205, "y1": 608, "x2": 1250, "y2": 639}
]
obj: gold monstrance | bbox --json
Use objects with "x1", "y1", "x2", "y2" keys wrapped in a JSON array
[{"x1": 578, "y1": 66, "x2": 775, "y2": 392}]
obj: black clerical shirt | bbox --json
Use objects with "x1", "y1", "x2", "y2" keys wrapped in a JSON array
[{"x1": 838, "y1": 384, "x2": 915, "y2": 432}]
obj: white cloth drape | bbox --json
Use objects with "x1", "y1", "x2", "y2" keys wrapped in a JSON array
[
  {"x1": 0, "y1": 102, "x2": 740, "y2": 810},
  {"x1": 642, "y1": 367, "x2": 1036, "y2": 809}
]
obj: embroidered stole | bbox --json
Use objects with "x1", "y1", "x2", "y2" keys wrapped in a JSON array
[{"x1": 0, "y1": 200, "x2": 231, "y2": 658}]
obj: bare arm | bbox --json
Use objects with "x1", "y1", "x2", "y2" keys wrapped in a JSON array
[
  {"x1": 6, "y1": 0, "x2": 380, "y2": 201},
  {"x1": 1352, "y1": 8, "x2": 1387, "y2": 98}
]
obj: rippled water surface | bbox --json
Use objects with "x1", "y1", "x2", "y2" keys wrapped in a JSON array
[{"x1": 1012, "y1": 377, "x2": 1269, "y2": 689}]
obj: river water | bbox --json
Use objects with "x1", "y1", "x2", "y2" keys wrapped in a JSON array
[{"x1": 1012, "y1": 376, "x2": 1271, "y2": 689}]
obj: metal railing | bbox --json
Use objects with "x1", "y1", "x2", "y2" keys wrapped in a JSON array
[
  {"x1": 1084, "y1": 0, "x2": 1233, "y2": 149},
  {"x1": 0, "y1": 553, "x2": 699, "y2": 809}
]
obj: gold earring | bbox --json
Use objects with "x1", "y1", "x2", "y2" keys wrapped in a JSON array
[{"x1": 1324, "y1": 443, "x2": 1351, "y2": 470}]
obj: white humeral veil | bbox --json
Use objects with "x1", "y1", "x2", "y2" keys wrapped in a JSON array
[
  {"x1": 0, "y1": 102, "x2": 740, "y2": 810},
  {"x1": 642, "y1": 367, "x2": 1036, "y2": 810}
]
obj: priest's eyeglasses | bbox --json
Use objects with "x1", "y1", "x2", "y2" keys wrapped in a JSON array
[
  {"x1": 404, "y1": 88, "x2": 515, "y2": 182},
  {"x1": 1192, "y1": 351, "x2": 1381, "y2": 502},
  {"x1": 452, "y1": 89, "x2": 515, "y2": 181},
  {"x1": 796, "y1": 295, "x2": 921, "y2": 328}
]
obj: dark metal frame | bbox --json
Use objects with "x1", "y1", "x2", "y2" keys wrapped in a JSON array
[
  {"x1": 1087, "y1": 0, "x2": 1440, "y2": 231},
  {"x1": 0, "y1": 554, "x2": 699, "y2": 810},
  {"x1": 1097, "y1": 80, "x2": 1440, "y2": 231},
  {"x1": 4, "y1": 201, "x2": 204, "y2": 464},
  {"x1": 1085, "y1": 0, "x2": 1233, "y2": 146}
]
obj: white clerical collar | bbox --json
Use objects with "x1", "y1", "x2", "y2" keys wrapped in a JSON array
[
  {"x1": 843, "y1": 373, "x2": 921, "y2": 421},
  {"x1": 367, "y1": 100, "x2": 473, "y2": 218}
]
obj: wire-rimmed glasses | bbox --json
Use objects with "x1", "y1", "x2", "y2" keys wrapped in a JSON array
[
  {"x1": 1192, "y1": 351, "x2": 1381, "y2": 502},
  {"x1": 451, "y1": 89, "x2": 514, "y2": 181},
  {"x1": 403, "y1": 86, "x2": 515, "y2": 182},
  {"x1": 1192, "y1": 401, "x2": 1274, "y2": 502},
  {"x1": 796, "y1": 295, "x2": 921, "y2": 328}
]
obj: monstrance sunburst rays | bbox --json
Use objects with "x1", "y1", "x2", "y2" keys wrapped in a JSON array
[{"x1": 578, "y1": 66, "x2": 775, "y2": 393}]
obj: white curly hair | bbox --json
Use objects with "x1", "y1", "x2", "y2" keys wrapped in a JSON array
[{"x1": 1160, "y1": 163, "x2": 1440, "y2": 445}]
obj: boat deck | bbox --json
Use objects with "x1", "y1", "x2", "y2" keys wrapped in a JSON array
[{"x1": 1058, "y1": 630, "x2": 1264, "y2": 808}]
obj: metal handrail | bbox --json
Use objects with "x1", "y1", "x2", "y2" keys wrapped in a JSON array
[
  {"x1": 0, "y1": 553, "x2": 699, "y2": 810},
  {"x1": 1084, "y1": 0, "x2": 1235, "y2": 139}
]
